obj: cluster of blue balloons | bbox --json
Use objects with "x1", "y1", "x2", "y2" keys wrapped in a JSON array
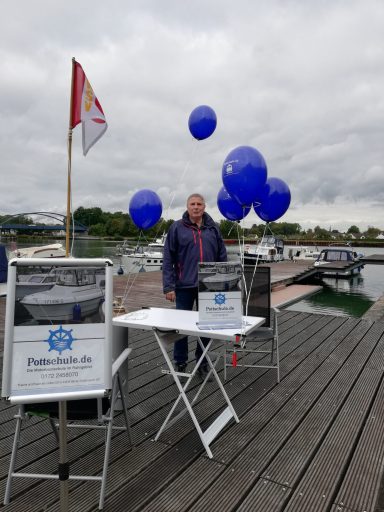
[
  {"x1": 218, "y1": 145, "x2": 291, "y2": 223},
  {"x1": 128, "y1": 105, "x2": 291, "y2": 230}
]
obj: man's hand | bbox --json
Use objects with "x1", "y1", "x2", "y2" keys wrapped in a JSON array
[{"x1": 165, "y1": 291, "x2": 176, "y2": 302}]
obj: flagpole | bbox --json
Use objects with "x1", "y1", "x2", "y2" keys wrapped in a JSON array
[
  {"x1": 58, "y1": 57, "x2": 76, "y2": 512},
  {"x1": 66, "y1": 58, "x2": 76, "y2": 257}
]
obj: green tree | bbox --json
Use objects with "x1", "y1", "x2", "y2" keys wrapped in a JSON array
[
  {"x1": 313, "y1": 225, "x2": 329, "y2": 239},
  {"x1": 269, "y1": 222, "x2": 301, "y2": 237},
  {"x1": 347, "y1": 225, "x2": 360, "y2": 235},
  {"x1": 218, "y1": 220, "x2": 238, "y2": 238},
  {"x1": 364, "y1": 226, "x2": 381, "y2": 239},
  {"x1": 89, "y1": 223, "x2": 107, "y2": 237}
]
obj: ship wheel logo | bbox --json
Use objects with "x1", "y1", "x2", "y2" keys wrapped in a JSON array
[
  {"x1": 46, "y1": 325, "x2": 76, "y2": 354},
  {"x1": 214, "y1": 293, "x2": 226, "y2": 305}
]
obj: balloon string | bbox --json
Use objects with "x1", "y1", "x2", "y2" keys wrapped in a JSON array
[
  {"x1": 120, "y1": 230, "x2": 148, "y2": 304},
  {"x1": 164, "y1": 140, "x2": 198, "y2": 220},
  {"x1": 238, "y1": 211, "x2": 248, "y2": 337}
]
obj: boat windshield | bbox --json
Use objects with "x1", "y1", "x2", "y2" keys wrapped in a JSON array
[
  {"x1": 56, "y1": 269, "x2": 97, "y2": 286},
  {"x1": 146, "y1": 246, "x2": 164, "y2": 255},
  {"x1": 320, "y1": 250, "x2": 351, "y2": 262}
]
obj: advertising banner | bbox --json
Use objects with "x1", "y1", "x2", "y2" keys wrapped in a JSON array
[
  {"x1": 198, "y1": 261, "x2": 243, "y2": 329},
  {"x1": 11, "y1": 324, "x2": 105, "y2": 397},
  {"x1": 1, "y1": 258, "x2": 113, "y2": 403}
]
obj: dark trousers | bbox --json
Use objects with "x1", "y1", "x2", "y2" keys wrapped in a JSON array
[{"x1": 173, "y1": 287, "x2": 209, "y2": 366}]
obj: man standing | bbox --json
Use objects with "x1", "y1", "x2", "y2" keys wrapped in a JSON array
[{"x1": 163, "y1": 193, "x2": 227, "y2": 378}]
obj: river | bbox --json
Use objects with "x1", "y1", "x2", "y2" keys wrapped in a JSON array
[{"x1": 3, "y1": 238, "x2": 384, "y2": 318}]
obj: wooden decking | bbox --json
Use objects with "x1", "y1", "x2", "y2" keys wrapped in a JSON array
[
  {"x1": 112, "y1": 267, "x2": 322, "y2": 311},
  {"x1": 1, "y1": 272, "x2": 384, "y2": 511}
]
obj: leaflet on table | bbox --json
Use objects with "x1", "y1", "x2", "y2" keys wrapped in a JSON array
[{"x1": 198, "y1": 261, "x2": 243, "y2": 329}]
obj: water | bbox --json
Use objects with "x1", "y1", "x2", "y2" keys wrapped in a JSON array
[
  {"x1": 3, "y1": 239, "x2": 384, "y2": 318},
  {"x1": 227, "y1": 244, "x2": 384, "y2": 317},
  {"x1": 283, "y1": 245, "x2": 384, "y2": 317}
]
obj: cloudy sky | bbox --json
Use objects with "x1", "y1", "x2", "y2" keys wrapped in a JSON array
[{"x1": 2, "y1": 0, "x2": 384, "y2": 231}]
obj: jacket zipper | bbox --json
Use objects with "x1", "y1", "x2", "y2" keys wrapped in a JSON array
[{"x1": 198, "y1": 229, "x2": 203, "y2": 261}]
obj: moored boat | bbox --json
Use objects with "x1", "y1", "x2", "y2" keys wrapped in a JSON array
[
  {"x1": 313, "y1": 245, "x2": 364, "y2": 277},
  {"x1": 120, "y1": 236, "x2": 165, "y2": 273},
  {"x1": 289, "y1": 246, "x2": 321, "y2": 262},
  {"x1": 243, "y1": 236, "x2": 284, "y2": 264},
  {"x1": 9, "y1": 243, "x2": 66, "y2": 259}
]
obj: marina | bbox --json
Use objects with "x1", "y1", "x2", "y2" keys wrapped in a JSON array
[
  {"x1": 1, "y1": 243, "x2": 384, "y2": 511},
  {"x1": 1, "y1": 268, "x2": 384, "y2": 511},
  {"x1": 0, "y1": 261, "x2": 384, "y2": 512},
  {"x1": 2, "y1": 4, "x2": 384, "y2": 510}
]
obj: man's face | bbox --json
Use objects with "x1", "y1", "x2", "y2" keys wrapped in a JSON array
[{"x1": 187, "y1": 196, "x2": 205, "y2": 223}]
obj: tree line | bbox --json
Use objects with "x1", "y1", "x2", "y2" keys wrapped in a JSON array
[
  {"x1": 73, "y1": 208, "x2": 383, "y2": 241},
  {"x1": 1, "y1": 209, "x2": 382, "y2": 241}
]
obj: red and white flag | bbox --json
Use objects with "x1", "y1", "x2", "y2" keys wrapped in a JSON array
[{"x1": 71, "y1": 60, "x2": 108, "y2": 156}]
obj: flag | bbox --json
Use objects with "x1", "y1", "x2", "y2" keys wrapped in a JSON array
[{"x1": 71, "y1": 60, "x2": 108, "y2": 156}]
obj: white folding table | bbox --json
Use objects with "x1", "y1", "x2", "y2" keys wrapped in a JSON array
[{"x1": 113, "y1": 307, "x2": 264, "y2": 458}]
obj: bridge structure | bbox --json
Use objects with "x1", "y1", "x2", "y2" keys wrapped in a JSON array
[{"x1": 0, "y1": 212, "x2": 87, "y2": 235}]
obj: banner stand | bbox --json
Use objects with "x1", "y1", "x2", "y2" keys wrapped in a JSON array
[
  {"x1": 59, "y1": 401, "x2": 69, "y2": 512},
  {"x1": 1, "y1": 258, "x2": 114, "y2": 512}
]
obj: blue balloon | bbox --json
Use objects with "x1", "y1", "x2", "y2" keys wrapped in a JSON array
[
  {"x1": 129, "y1": 189, "x2": 162, "y2": 230},
  {"x1": 188, "y1": 105, "x2": 217, "y2": 140},
  {"x1": 254, "y1": 177, "x2": 291, "y2": 222},
  {"x1": 222, "y1": 146, "x2": 268, "y2": 206},
  {"x1": 217, "y1": 186, "x2": 251, "y2": 221}
]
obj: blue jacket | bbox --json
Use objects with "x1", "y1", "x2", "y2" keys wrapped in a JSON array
[{"x1": 163, "y1": 211, "x2": 227, "y2": 292}]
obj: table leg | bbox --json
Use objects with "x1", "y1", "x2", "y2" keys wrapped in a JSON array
[
  {"x1": 196, "y1": 336, "x2": 239, "y2": 423},
  {"x1": 153, "y1": 331, "x2": 214, "y2": 457}
]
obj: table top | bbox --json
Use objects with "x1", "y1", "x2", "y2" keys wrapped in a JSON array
[{"x1": 112, "y1": 307, "x2": 265, "y2": 341}]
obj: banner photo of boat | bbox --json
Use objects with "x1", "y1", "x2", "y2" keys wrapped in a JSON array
[
  {"x1": 198, "y1": 262, "x2": 242, "y2": 292},
  {"x1": 15, "y1": 264, "x2": 106, "y2": 325}
]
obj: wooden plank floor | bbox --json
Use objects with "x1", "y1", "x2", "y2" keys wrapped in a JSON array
[{"x1": 1, "y1": 272, "x2": 384, "y2": 511}]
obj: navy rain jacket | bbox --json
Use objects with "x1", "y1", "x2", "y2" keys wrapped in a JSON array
[{"x1": 162, "y1": 211, "x2": 227, "y2": 293}]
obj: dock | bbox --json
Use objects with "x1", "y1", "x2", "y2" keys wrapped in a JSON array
[
  {"x1": 112, "y1": 262, "x2": 322, "y2": 312},
  {"x1": 1, "y1": 268, "x2": 384, "y2": 511}
]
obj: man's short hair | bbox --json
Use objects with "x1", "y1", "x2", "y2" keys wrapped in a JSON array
[{"x1": 187, "y1": 193, "x2": 205, "y2": 204}]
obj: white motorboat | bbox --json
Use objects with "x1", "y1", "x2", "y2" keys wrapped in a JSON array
[
  {"x1": 21, "y1": 267, "x2": 105, "y2": 321},
  {"x1": 9, "y1": 243, "x2": 66, "y2": 259},
  {"x1": 243, "y1": 236, "x2": 284, "y2": 264},
  {"x1": 289, "y1": 246, "x2": 321, "y2": 262},
  {"x1": 314, "y1": 246, "x2": 364, "y2": 277},
  {"x1": 120, "y1": 237, "x2": 165, "y2": 273},
  {"x1": 16, "y1": 269, "x2": 58, "y2": 300},
  {"x1": 115, "y1": 240, "x2": 136, "y2": 257}
]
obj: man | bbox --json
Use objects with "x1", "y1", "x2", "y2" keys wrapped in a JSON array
[{"x1": 162, "y1": 193, "x2": 227, "y2": 378}]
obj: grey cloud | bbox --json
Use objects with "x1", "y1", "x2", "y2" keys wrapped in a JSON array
[{"x1": 1, "y1": 0, "x2": 384, "y2": 231}]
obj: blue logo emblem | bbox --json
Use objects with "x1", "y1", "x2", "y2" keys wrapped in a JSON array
[
  {"x1": 46, "y1": 325, "x2": 76, "y2": 354},
  {"x1": 214, "y1": 293, "x2": 226, "y2": 305}
]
